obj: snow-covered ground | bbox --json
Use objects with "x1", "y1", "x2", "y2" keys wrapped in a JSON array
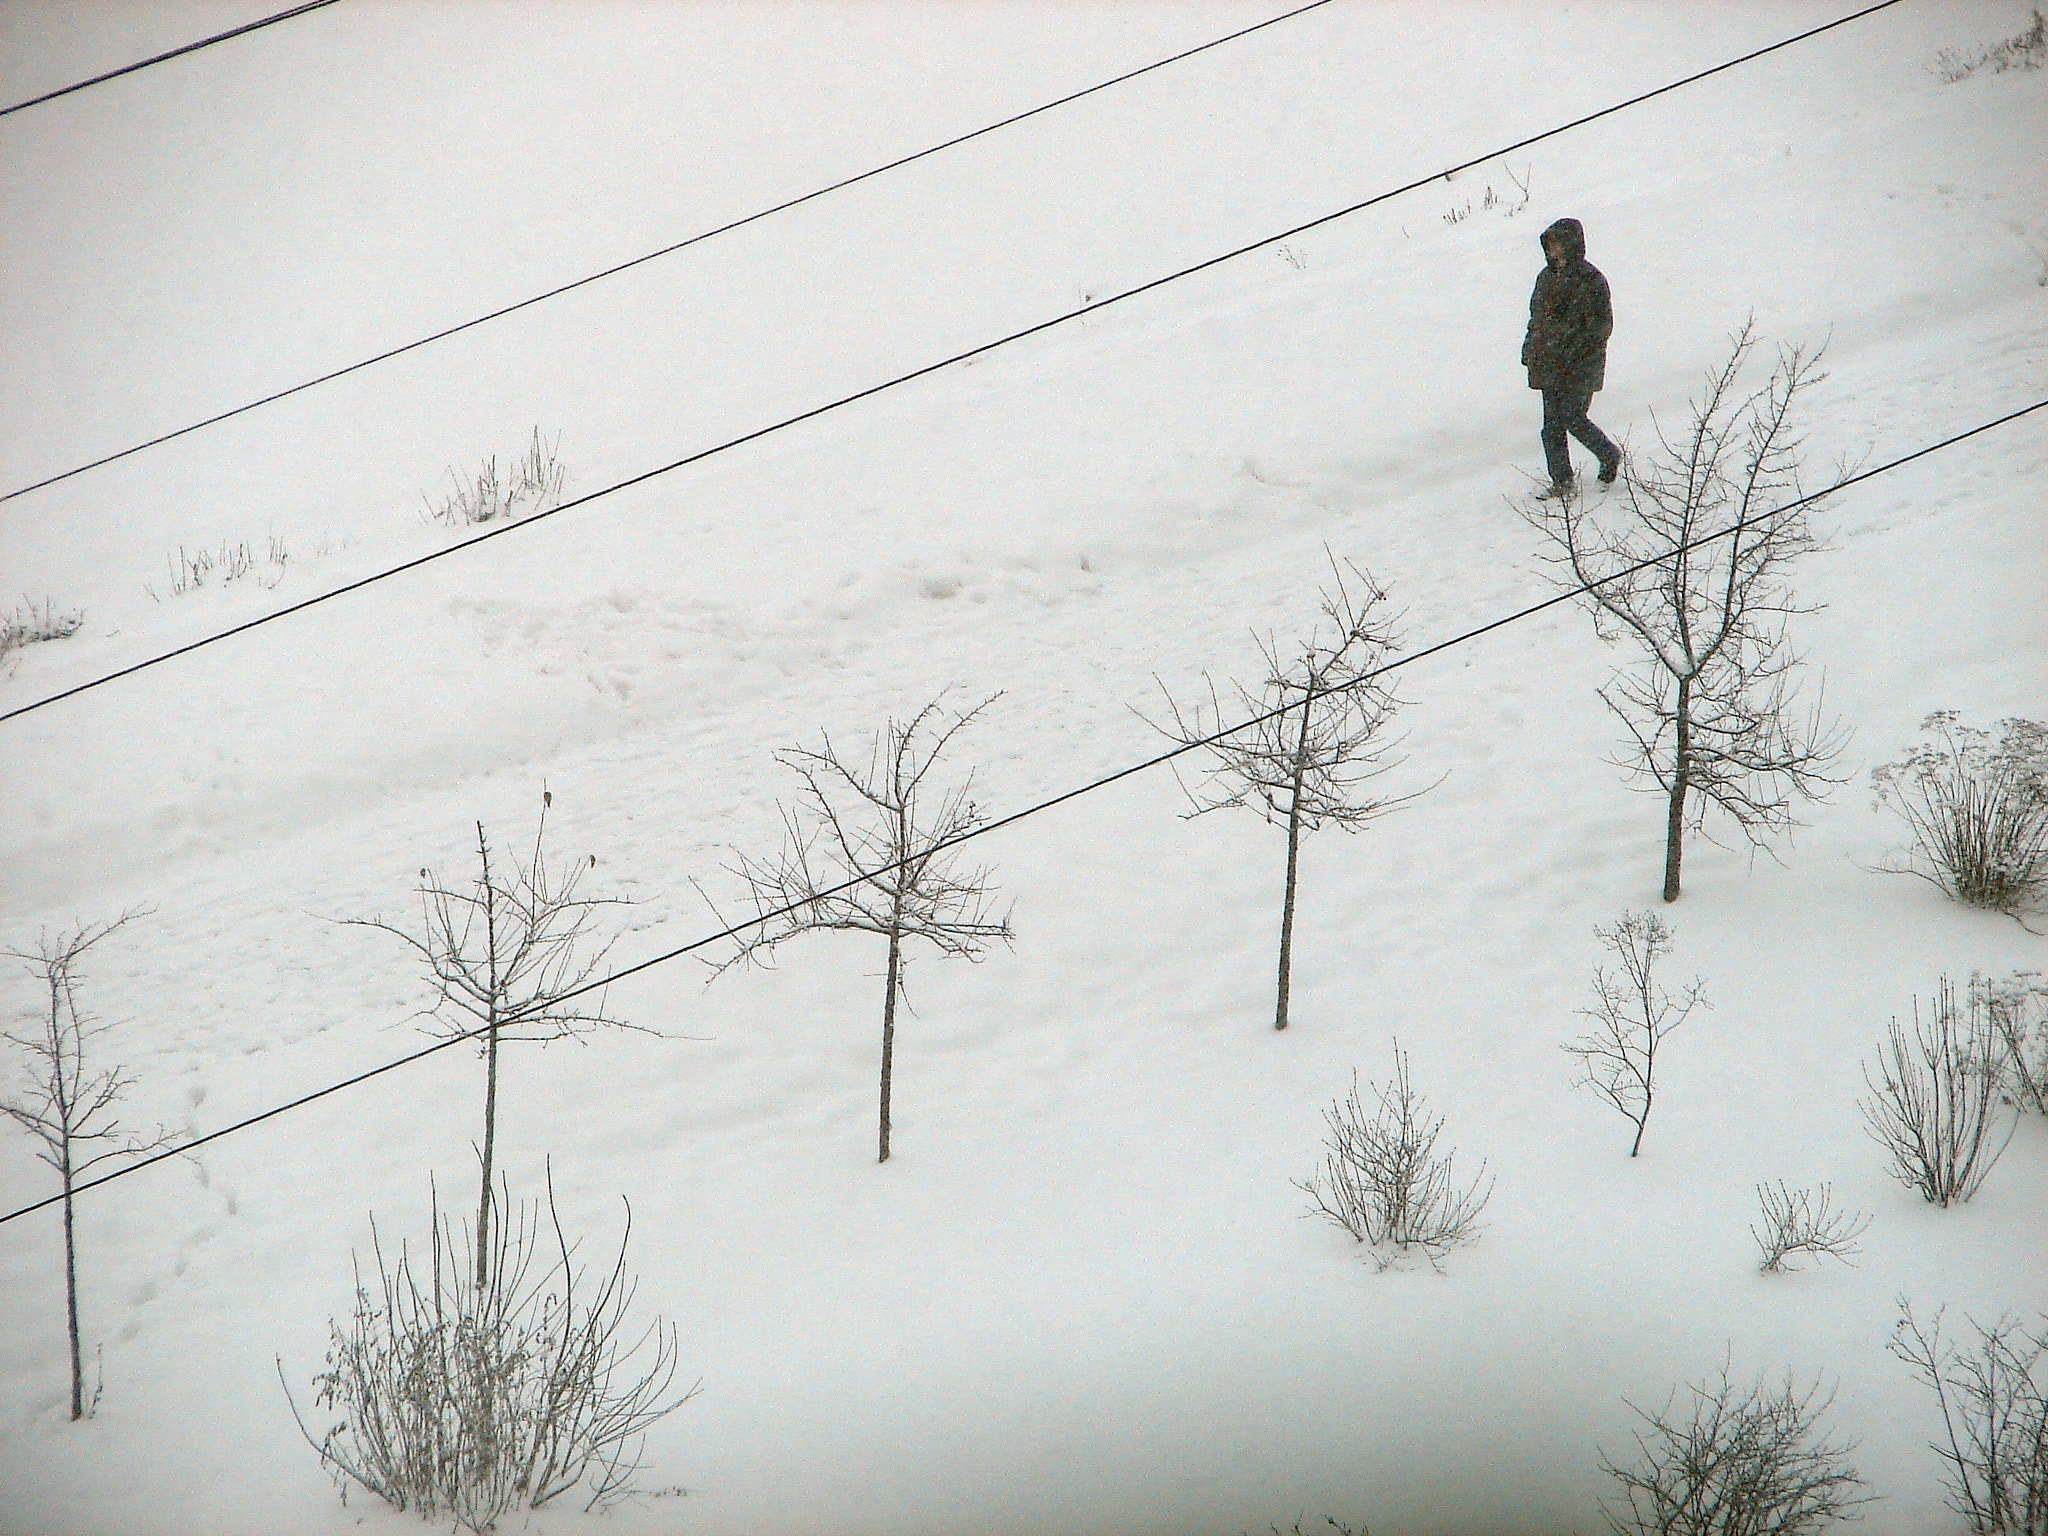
[{"x1": 2, "y1": 3, "x2": 2044, "y2": 1532}]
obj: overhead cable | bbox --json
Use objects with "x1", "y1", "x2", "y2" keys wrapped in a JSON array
[
  {"x1": 0, "y1": 0, "x2": 1339, "y2": 500},
  {"x1": 0, "y1": 0, "x2": 346, "y2": 118},
  {"x1": 0, "y1": 0, "x2": 1910, "y2": 728},
  {"x1": 1, "y1": 390, "x2": 2037, "y2": 1228}
]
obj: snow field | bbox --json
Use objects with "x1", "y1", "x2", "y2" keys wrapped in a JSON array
[{"x1": 2, "y1": 2, "x2": 2046, "y2": 1533}]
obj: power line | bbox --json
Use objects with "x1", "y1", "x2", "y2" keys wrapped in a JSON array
[
  {"x1": 2, "y1": 393, "x2": 2038, "y2": 1230},
  {"x1": 0, "y1": 0, "x2": 1910, "y2": 729},
  {"x1": 1, "y1": 0, "x2": 1339, "y2": 502},
  {"x1": 0, "y1": 0, "x2": 346, "y2": 118}
]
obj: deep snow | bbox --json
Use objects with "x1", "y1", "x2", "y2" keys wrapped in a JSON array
[{"x1": 1, "y1": 2, "x2": 2045, "y2": 1533}]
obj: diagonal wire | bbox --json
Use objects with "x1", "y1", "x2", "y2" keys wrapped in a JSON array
[
  {"x1": 0, "y1": 0, "x2": 1910, "y2": 728},
  {"x1": 0, "y1": 0, "x2": 346, "y2": 118},
  {"x1": 0, "y1": 0, "x2": 1338, "y2": 500},
  {"x1": 2, "y1": 392, "x2": 2037, "y2": 1228}
]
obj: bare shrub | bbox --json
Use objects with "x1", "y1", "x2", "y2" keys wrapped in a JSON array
[
  {"x1": 0, "y1": 597, "x2": 84, "y2": 663},
  {"x1": 1933, "y1": 7, "x2": 2046, "y2": 80},
  {"x1": 284, "y1": 1169, "x2": 696, "y2": 1531},
  {"x1": 1859, "y1": 978, "x2": 2014, "y2": 1206},
  {"x1": 426, "y1": 427, "x2": 566, "y2": 526},
  {"x1": 1144, "y1": 557, "x2": 1433, "y2": 1030},
  {"x1": 1563, "y1": 911, "x2": 1708, "y2": 1157},
  {"x1": 345, "y1": 794, "x2": 636, "y2": 1284},
  {"x1": 1598, "y1": 1365, "x2": 1872, "y2": 1535},
  {"x1": 1295, "y1": 1043, "x2": 1491, "y2": 1271},
  {"x1": 1890, "y1": 1301, "x2": 2048, "y2": 1535},
  {"x1": 1520, "y1": 322, "x2": 1847, "y2": 901},
  {"x1": 1872, "y1": 713, "x2": 2048, "y2": 921},
  {"x1": 2, "y1": 912, "x2": 173, "y2": 1420},
  {"x1": 1750, "y1": 1181, "x2": 1870, "y2": 1274},
  {"x1": 716, "y1": 692, "x2": 1011, "y2": 1163},
  {"x1": 1978, "y1": 970, "x2": 2048, "y2": 1114},
  {"x1": 144, "y1": 535, "x2": 290, "y2": 600}
]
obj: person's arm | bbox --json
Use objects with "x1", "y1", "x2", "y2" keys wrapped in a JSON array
[{"x1": 1522, "y1": 272, "x2": 1545, "y2": 367}]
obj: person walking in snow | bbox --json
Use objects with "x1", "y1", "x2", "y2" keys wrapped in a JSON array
[{"x1": 1522, "y1": 216, "x2": 1621, "y2": 498}]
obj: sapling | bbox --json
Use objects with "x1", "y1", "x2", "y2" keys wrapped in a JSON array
[
  {"x1": 719, "y1": 693, "x2": 1012, "y2": 1163},
  {"x1": 1563, "y1": 911, "x2": 1707, "y2": 1156},
  {"x1": 2, "y1": 912, "x2": 172, "y2": 1420},
  {"x1": 346, "y1": 795, "x2": 634, "y2": 1283},
  {"x1": 1146, "y1": 557, "x2": 1431, "y2": 1029},
  {"x1": 1521, "y1": 322, "x2": 1847, "y2": 900}
]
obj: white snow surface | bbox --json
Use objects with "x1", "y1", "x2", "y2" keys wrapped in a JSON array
[{"x1": 2, "y1": 2, "x2": 2045, "y2": 1533}]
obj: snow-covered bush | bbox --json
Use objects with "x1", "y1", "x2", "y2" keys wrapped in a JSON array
[
  {"x1": 1978, "y1": 970, "x2": 2048, "y2": 1114},
  {"x1": 1891, "y1": 1302, "x2": 2048, "y2": 1536},
  {"x1": 1873, "y1": 712, "x2": 2048, "y2": 920},
  {"x1": 1597, "y1": 1366, "x2": 1870, "y2": 1535},
  {"x1": 0, "y1": 597, "x2": 84, "y2": 663},
  {"x1": 1859, "y1": 978, "x2": 2015, "y2": 1207},
  {"x1": 425, "y1": 426, "x2": 566, "y2": 526},
  {"x1": 1749, "y1": 1181, "x2": 1869, "y2": 1275},
  {"x1": 1932, "y1": 7, "x2": 2046, "y2": 81},
  {"x1": 144, "y1": 536, "x2": 290, "y2": 599},
  {"x1": 1295, "y1": 1044, "x2": 1490, "y2": 1271},
  {"x1": 284, "y1": 1172, "x2": 695, "y2": 1532}
]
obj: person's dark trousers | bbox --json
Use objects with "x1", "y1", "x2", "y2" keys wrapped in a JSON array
[{"x1": 1541, "y1": 388, "x2": 1619, "y2": 485}]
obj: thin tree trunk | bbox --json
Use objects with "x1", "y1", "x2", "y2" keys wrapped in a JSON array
[
  {"x1": 1274, "y1": 696, "x2": 1315, "y2": 1031},
  {"x1": 62, "y1": 1162, "x2": 81, "y2": 1420},
  {"x1": 1629, "y1": 1100, "x2": 1649, "y2": 1158},
  {"x1": 477, "y1": 1009, "x2": 500, "y2": 1281},
  {"x1": 1661, "y1": 677, "x2": 1692, "y2": 903},
  {"x1": 475, "y1": 824, "x2": 500, "y2": 1287},
  {"x1": 879, "y1": 926, "x2": 902, "y2": 1163}
]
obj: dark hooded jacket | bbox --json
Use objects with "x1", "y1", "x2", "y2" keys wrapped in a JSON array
[{"x1": 1522, "y1": 217, "x2": 1612, "y2": 393}]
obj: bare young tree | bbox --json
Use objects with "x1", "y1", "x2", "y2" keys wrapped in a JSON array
[
  {"x1": 1563, "y1": 911, "x2": 1708, "y2": 1157},
  {"x1": 2, "y1": 912, "x2": 173, "y2": 1421},
  {"x1": 1891, "y1": 1301, "x2": 2048, "y2": 1536},
  {"x1": 1145, "y1": 559, "x2": 1431, "y2": 1030},
  {"x1": 1294, "y1": 1043, "x2": 1491, "y2": 1271},
  {"x1": 347, "y1": 794, "x2": 632, "y2": 1284},
  {"x1": 1521, "y1": 322, "x2": 1848, "y2": 901},
  {"x1": 719, "y1": 693, "x2": 1012, "y2": 1163},
  {"x1": 1859, "y1": 977, "x2": 2014, "y2": 1207},
  {"x1": 1598, "y1": 1364, "x2": 1872, "y2": 1535},
  {"x1": 1749, "y1": 1181, "x2": 1871, "y2": 1274}
]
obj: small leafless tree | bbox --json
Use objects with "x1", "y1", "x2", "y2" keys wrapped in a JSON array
[
  {"x1": 719, "y1": 693, "x2": 1012, "y2": 1163},
  {"x1": 1598, "y1": 1364, "x2": 1872, "y2": 1535},
  {"x1": 1521, "y1": 323, "x2": 1848, "y2": 901},
  {"x1": 346, "y1": 794, "x2": 632, "y2": 1284},
  {"x1": 1563, "y1": 911, "x2": 1708, "y2": 1157},
  {"x1": 1294, "y1": 1043, "x2": 1491, "y2": 1271},
  {"x1": 1891, "y1": 1301, "x2": 2048, "y2": 1536},
  {"x1": 1750, "y1": 1181, "x2": 1871, "y2": 1274},
  {"x1": 284, "y1": 1166, "x2": 697, "y2": 1531},
  {"x1": 1145, "y1": 559, "x2": 1431, "y2": 1030},
  {"x1": 1859, "y1": 977, "x2": 2014, "y2": 1207},
  {"x1": 1872, "y1": 713, "x2": 2048, "y2": 923},
  {"x1": 1, "y1": 912, "x2": 173, "y2": 1421}
]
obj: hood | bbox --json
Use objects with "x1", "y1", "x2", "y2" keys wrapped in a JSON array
[{"x1": 1541, "y1": 217, "x2": 1586, "y2": 262}]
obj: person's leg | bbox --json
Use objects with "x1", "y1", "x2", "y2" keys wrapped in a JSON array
[
  {"x1": 1562, "y1": 391, "x2": 1621, "y2": 478},
  {"x1": 1540, "y1": 390, "x2": 1575, "y2": 486}
]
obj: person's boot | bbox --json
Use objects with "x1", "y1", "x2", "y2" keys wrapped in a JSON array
[
  {"x1": 1597, "y1": 453, "x2": 1621, "y2": 486},
  {"x1": 1535, "y1": 475, "x2": 1576, "y2": 502}
]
